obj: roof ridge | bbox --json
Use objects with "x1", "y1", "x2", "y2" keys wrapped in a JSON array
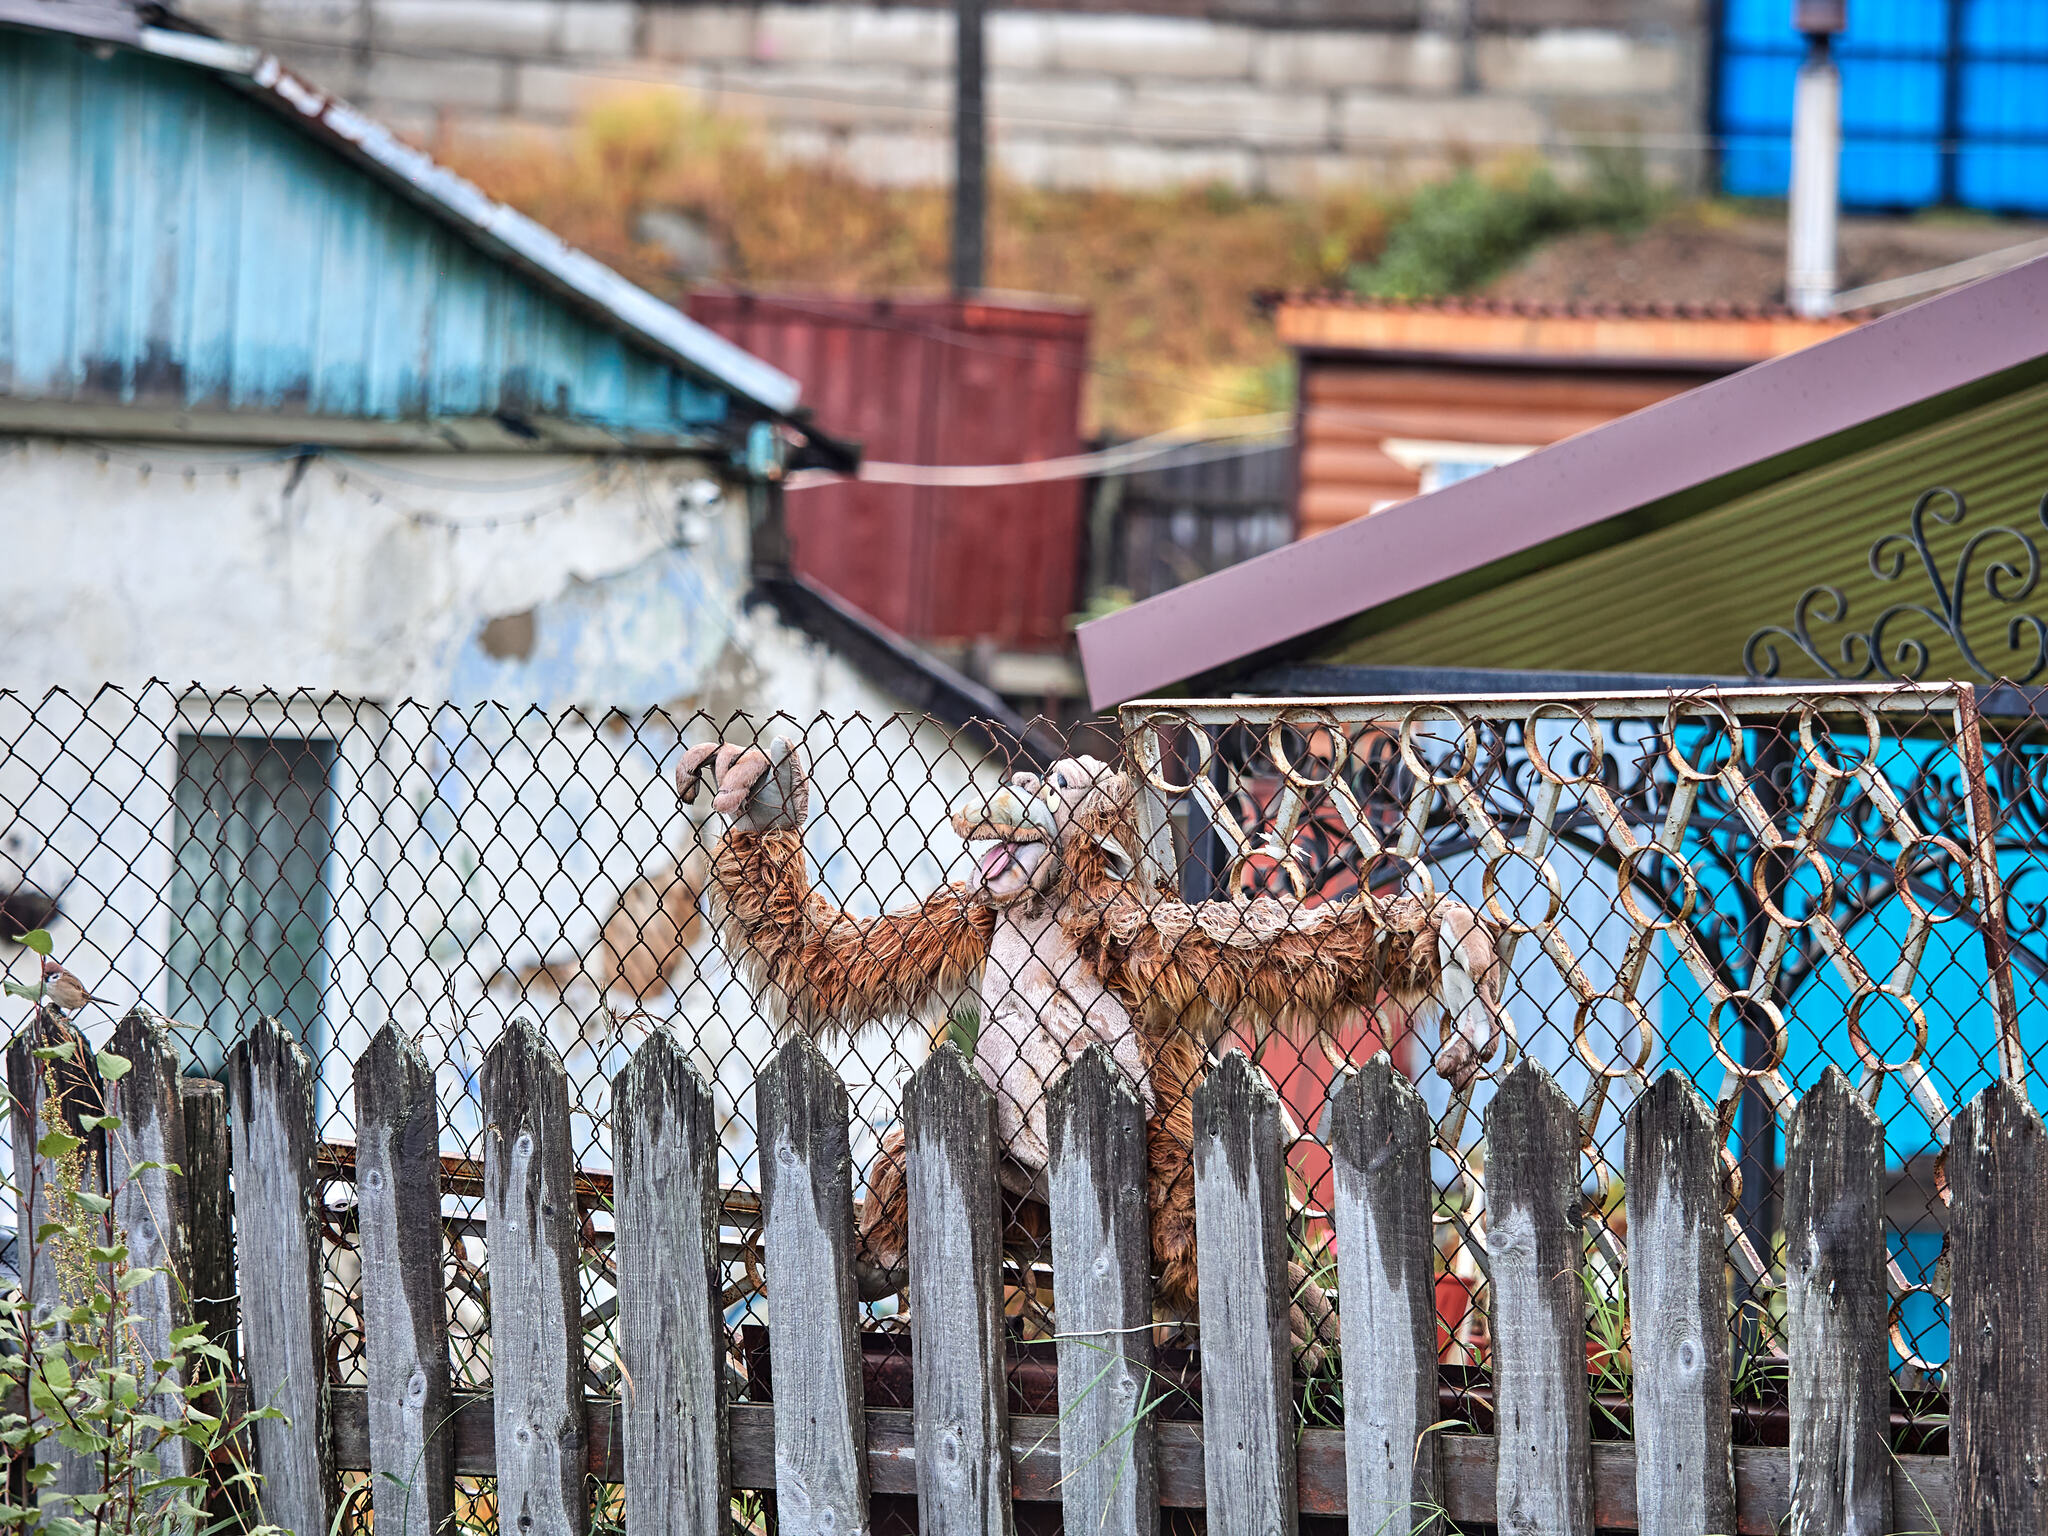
[{"x1": 1269, "y1": 291, "x2": 1856, "y2": 323}]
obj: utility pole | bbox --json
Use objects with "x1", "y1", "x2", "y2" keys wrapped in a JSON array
[
  {"x1": 1787, "y1": 0, "x2": 1845, "y2": 318},
  {"x1": 951, "y1": 0, "x2": 986, "y2": 298}
]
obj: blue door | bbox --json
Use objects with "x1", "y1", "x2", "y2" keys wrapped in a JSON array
[
  {"x1": 1718, "y1": 0, "x2": 2048, "y2": 213},
  {"x1": 167, "y1": 732, "x2": 335, "y2": 1074}
]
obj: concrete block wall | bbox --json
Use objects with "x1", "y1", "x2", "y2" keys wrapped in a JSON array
[{"x1": 178, "y1": 0, "x2": 1709, "y2": 194}]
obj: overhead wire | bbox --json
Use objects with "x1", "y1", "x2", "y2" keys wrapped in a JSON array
[
  {"x1": 786, "y1": 413, "x2": 1291, "y2": 489},
  {"x1": 28, "y1": 418, "x2": 1295, "y2": 513}
]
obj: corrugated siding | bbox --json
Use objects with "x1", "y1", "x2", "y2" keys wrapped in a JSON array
[
  {"x1": 1333, "y1": 376, "x2": 2048, "y2": 677},
  {"x1": 1296, "y1": 361, "x2": 1708, "y2": 538},
  {"x1": 0, "y1": 33, "x2": 728, "y2": 434},
  {"x1": 690, "y1": 293, "x2": 1088, "y2": 651}
]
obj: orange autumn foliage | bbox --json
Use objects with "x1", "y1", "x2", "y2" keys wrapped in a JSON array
[{"x1": 434, "y1": 89, "x2": 1391, "y2": 436}]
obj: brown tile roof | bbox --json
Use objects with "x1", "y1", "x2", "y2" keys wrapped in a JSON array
[{"x1": 1270, "y1": 293, "x2": 1859, "y2": 364}]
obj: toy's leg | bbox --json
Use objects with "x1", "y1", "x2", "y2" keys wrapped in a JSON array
[
  {"x1": 1147, "y1": 1110, "x2": 1200, "y2": 1321},
  {"x1": 1144, "y1": 1108, "x2": 1341, "y2": 1372},
  {"x1": 855, "y1": 1127, "x2": 910, "y2": 1301}
]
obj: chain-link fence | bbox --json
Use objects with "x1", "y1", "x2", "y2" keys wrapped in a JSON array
[{"x1": 3, "y1": 678, "x2": 2042, "y2": 1524}]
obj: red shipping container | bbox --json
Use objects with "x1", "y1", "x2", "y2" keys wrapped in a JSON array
[{"x1": 687, "y1": 292, "x2": 1090, "y2": 652}]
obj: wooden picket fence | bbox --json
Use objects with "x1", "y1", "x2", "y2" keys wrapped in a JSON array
[{"x1": 22, "y1": 1011, "x2": 2048, "y2": 1536}]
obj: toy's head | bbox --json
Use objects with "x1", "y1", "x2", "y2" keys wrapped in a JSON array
[{"x1": 951, "y1": 755, "x2": 1139, "y2": 904}]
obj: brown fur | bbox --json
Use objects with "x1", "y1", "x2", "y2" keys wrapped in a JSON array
[
  {"x1": 712, "y1": 829, "x2": 997, "y2": 1033},
  {"x1": 702, "y1": 770, "x2": 1471, "y2": 1333}
]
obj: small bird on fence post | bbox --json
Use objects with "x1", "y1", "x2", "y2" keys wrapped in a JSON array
[{"x1": 41, "y1": 957, "x2": 109, "y2": 1014}]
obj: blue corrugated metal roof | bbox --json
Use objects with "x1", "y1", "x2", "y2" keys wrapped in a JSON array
[{"x1": 0, "y1": 13, "x2": 804, "y2": 441}]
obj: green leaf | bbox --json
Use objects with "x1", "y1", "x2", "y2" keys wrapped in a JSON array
[
  {"x1": 71, "y1": 1191, "x2": 111, "y2": 1216},
  {"x1": 116, "y1": 1268, "x2": 156, "y2": 1292},
  {"x1": 30, "y1": 1045, "x2": 73, "y2": 1062},
  {"x1": 18, "y1": 929, "x2": 51, "y2": 957},
  {"x1": 85, "y1": 1245, "x2": 128, "y2": 1266},
  {"x1": 93, "y1": 1050, "x2": 130, "y2": 1082},
  {"x1": 33, "y1": 1131, "x2": 81, "y2": 1160},
  {"x1": 1, "y1": 981, "x2": 39, "y2": 1001}
]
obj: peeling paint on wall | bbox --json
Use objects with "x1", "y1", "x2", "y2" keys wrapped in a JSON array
[{"x1": 443, "y1": 545, "x2": 745, "y2": 712}]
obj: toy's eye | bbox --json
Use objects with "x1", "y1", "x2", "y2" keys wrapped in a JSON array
[{"x1": 1051, "y1": 772, "x2": 1068, "y2": 789}]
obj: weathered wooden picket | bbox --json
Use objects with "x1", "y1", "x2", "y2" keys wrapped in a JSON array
[{"x1": 25, "y1": 1012, "x2": 2048, "y2": 1536}]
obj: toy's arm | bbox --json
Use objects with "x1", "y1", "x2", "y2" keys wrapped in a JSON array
[
  {"x1": 680, "y1": 739, "x2": 995, "y2": 1036},
  {"x1": 1085, "y1": 889, "x2": 1504, "y2": 1087}
]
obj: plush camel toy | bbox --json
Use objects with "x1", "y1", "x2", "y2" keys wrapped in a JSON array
[{"x1": 678, "y1": 735, "x2": 1507, "y2": 1337}]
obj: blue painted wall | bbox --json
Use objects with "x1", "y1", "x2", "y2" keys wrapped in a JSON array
[
  {"x1": 0, "y1": 32, "x2": 730, "y2": 436},
  {"x1": 1719, "y1": 0, "x2": 2048, "y2": 214}
]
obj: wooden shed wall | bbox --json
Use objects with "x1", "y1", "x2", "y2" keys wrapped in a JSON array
[{"x1": 1295, "y1": 358, "x2": 1718, "y2": 539}]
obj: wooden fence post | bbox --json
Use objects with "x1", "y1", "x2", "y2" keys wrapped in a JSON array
[
  {"x1": 1326, "y1": 1053, "x2": 1438, "y2": 1536},
  {"x1": 105, "y1": 1010, "x2": 194, "y2": 1501},
  {"x1": 1623, "y1": 1070, "x2": 1735, "y2": 1536},
  {"x1": 6, "y1": 1013, "x2": 106, "y2": 1511},
  {"x1": 755, "y1": 1036, "x2": 868, "y2": 1536},
  {"x1": 483, "y1": 1018, "x2": 589, "y2": 1536},
  {"x1": 1047, "y1": 1044, "x2": 1157, "y2": 1536},
  {"x1": 1951, "y1": 1076, "x2": 2048, "y2": 1535},
  {"x1": 614, "y1": 1028, "x2": 729, "y2": 1536},
  {"x1": 1486, "y1": 1058, "x2": 1592, "y2": 1536},
  {"x1": 905, "y1": 1044, "x2": 1015, "y2": 1536},
  {"x1": 180, "y1": 1076, "x2": 236, "y2": 1360},
  {"x1": 1783, "y1": 1066, "x2": 1889, "y2": 1536},
  {"x1": 227, "y1": 1015, "x2": 335, "y2": 1536},
  {"x1": 1193, "y1": 1049, "x2": 1296, "y2": 1536},
  {"x1": 353, "y1": 1024, "x2": 455, "y2": 1536}
]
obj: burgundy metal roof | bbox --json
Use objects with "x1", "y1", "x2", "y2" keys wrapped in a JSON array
[
  {"x1": 688, "y1": 291, "x2": 1090, "y2": 653},
  {"x1": 1077, "y1": 252, "x2": 2048, "y2": 708}
]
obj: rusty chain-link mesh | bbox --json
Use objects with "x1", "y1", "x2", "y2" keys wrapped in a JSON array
[{"x1": 2, "y1": 678, "x2": 2042, "y2": 1523}]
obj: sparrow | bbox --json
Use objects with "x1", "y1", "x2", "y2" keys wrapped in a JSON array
[{"x1": 41, "y1": 958, "x2": 110, "y2": 1014}]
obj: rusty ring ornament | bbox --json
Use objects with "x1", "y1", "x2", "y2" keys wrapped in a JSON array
[
  {"x1": 1845, "y1": 983, "x2": 1932, "y2": 1075},
  {"x1": 1398, "y1": 704, "x2": 1481, "y2": 790},
  {"x1": 1662, "y1": 696, "x2": 1746, "y2": 785},
  {"x1": 1793, "y1": 695, "x2": 1885, "y2": 783},
  {"x1": 1135, "y1": 710, "x2": 1211, "y2": 795},
  {"x1": 1615, "y1": 841, "x2": 1700, "y2": 934},
  {"x1": 1572, "y1": 986, "x2": 1658, "y2": 1080},
  {"x1": 1267, "y1": 708, "x2": 1351, "y2": 792},
  {"x1": 1707, "y1": 988, "x2": 1789, "y2": 1079},
  {"x1": 1750, "y1": 841, "x2": 1837, "y2": 930},
  {"x1": 1523, "y1": 700, "x2": 1607, "y2": 787},
  {"x1": 1355, "y1": 845, "x2": 1435, "y2": 907},
  {"x1": 1892, "y1": 832, "x2": 1975, "y2": 925},
  {"x1": 1480, "y1": 845, "x2": 1564, "y2": 935}
]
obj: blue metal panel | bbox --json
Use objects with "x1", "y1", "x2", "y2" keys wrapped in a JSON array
[
  {"x1": 1719, "y1": 0, "x2": 2048, "y2": 214},
  {"x1": 0, "y1": 32, "x2": 732, "y2": 436}
]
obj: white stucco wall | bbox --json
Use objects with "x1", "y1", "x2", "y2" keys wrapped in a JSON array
[{"x1": 0, "y1": 433, "x2": 1000, "y2": 1187}]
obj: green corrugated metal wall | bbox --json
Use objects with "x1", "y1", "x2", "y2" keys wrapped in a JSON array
[{"x1": 1336, "y1": 377, "x2": 2048, "y2": 680}]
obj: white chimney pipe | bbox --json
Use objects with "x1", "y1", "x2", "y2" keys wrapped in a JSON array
[{"x1": 1787, "y1": 5, "x2": 1845, "y2": 318}]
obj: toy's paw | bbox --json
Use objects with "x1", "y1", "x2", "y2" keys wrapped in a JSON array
[
  {"x1": 1288, "y1": 1257, "x2": 1342, "y2": 1376},
  {"x1": 1435, "y1": 903, "x2": 1506, "y2": 1092},
  {"x1": 676, "y1": 735, "x2": 810, "y2": 832},
  {"x1": 853, "y1": 1128, "x2": 910, "y2": 1301}
]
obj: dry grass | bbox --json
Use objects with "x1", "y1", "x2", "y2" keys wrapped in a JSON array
[{"x1": 437, "y1": 89, "x2": 1391, "y2": 436}]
